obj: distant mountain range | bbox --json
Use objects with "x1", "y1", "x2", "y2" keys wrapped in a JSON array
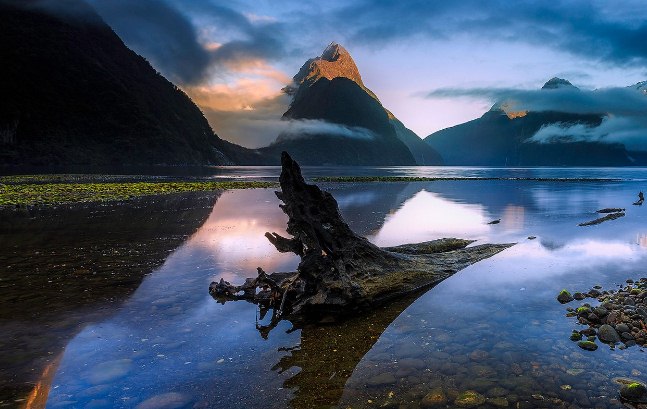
[
  {"x1": 3, "y1": 0, "x2": 645, "y2": 167},
  {"x1": 0, "y1": 0, "x2": 439, "y2": 167},
  {"x1": 0, "y1": 0, "x2": 253, "y2": 166},
  {"x1": 424, "y1": 78, "x2": 646, "y2": 166}
]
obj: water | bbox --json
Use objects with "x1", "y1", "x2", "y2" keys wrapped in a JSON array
[
  {"x1": 197, "y1": 166, "x2": 647, "y2": 182},
  {"x1": 2, "y1": 168, "x2": 647, "y2": 408}
]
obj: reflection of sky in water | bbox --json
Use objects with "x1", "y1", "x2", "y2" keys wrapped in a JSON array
[
  {"x1": 47, "y1": 178, "x2": 647, "y2": 408},
  {"x1": 371, "y1": 190, "x2": 489, "y2": 246}
]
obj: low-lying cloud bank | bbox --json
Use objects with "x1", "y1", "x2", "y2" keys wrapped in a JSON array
[
  {"x1": 275, "y1": 119, "x2": 375, "y2": 142},
  {"x1": 427, "y1": 83, "x2": 647, "y2": 150},
  {"x1": 204, "y1": 105, "x2": 375, "y2": 148}
]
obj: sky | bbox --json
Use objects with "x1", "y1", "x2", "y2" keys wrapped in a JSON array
[{"x1": 85, "y1": 0, "x2": 647, "y2": 148}]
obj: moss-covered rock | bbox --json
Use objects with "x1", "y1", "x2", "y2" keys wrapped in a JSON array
[
  {"x1": 557, "y1": 289, "x2": 574, "y2": 304},
  {"x1": 454, "y1": 390, "x2": 486, "y2": 408},
  {"x1": 569, "y1": 331, "x2": 583, "y2": 341},
  {"x1": 620, "y1": 382, "x2": 647, "y2": 402},
  {"x1": 577, "y1": 340, "x2": 598, "y2": 351},
  {"x1": 421, "y1": 387, "x2": 447, "y2": 408}
]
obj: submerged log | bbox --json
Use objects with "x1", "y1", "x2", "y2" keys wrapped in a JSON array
[{"x1": 210, "y1": 152, "x2": 513, "y2": 327}]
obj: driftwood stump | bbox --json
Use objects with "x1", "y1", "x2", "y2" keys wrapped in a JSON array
[{"x1": 210, "y1": 152, "x2": 513, "y2": 329}]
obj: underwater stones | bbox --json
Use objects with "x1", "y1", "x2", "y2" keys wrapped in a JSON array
[
  {"x1": 454, "y1": 390, "x2": 486, "y2": 408},
  {"x1": 468, "y1": 349, "x2": 489, "y2": 362},
  {"x1": 465, "y1": 378, "x2": 495, "y2": 392},
  {"x1": 88, "y1": 358, "x2": 133, "y2": 384},
  {"x1": 577, "y1": 340, "x2": 598, "y2": 351},
  {"x1": 487, "y1": 397, "x2": 509, "y2": 407},
  {"x1": 558, "y1": 290, "x2": 574, "y2": 304},
  {"x1": 399, "y1": 358, "x2": 425, "y2": 370},
  {"x1": 598, "y1": 324, "x2": 621, "y2": 343},
  {"x1": 486, "y1": 387, "x2": 509, "y2": 398},
  {"x1": 421, "y1": 387, "x2": 447, "y2": 407},
  {"x1": 135, "y1": 392, "x2": 191, "y2": 409},
  {"x1": 469, "y1": 364, "x2": 497, "y2": 378},
  {"x1": 367, "y1": 372, "x2": 397, "y2": 386},
  {"x1": 619, "y1": 382, "x2": 647, "y2": 403}
]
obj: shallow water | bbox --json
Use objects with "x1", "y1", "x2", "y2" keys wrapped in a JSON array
[{"x1": 3, "y1": 169, "x2": 647, "y2": 409}]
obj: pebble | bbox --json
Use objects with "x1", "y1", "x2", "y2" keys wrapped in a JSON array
[
  {"x1": 135, "y1": 392, "x2": 191, "y2": 409},
  {"x1": 87, "y1": 359, "x2": 133, "y2": 384},
  {"x1": 420, "y1": 387, "x2": 447, "y2": 408},
  {"x1": 564, "y1": 280, "x2": 647, "y2": 349},
  {"x1": 367, "y1": 373, "x2": 397, "y2": 386},
  {"x1": 454, "y1": 390, "x2": 486, "y2": 408}
]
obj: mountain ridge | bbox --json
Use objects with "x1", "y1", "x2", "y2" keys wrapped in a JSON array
[
  {"x1": 262, "y1": 43, "x2": 442, "y2": 166},
  {"x1": 0, "y1": 0, "x2": 253, "y2": 166},
  {"x1": 424, "y1": 78, "x2": 637, "y2": 166}
]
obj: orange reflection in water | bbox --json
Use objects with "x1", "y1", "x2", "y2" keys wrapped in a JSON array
[
  {"x1": 637, "y1": 233, "x2": 647, "y2": 248},
  {"x1": 501, "y1": 205, "x2": 525, "y2": 231},
  {"x1": 21, "y1": 354, "x2": 62, "y2": 409},
  {"x1": 187, "y1": 190, "x2": 297, "y2": 281}
]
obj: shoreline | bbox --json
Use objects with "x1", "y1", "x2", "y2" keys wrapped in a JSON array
[{"x1": 0, "y1": 177, "x2": 275, "y2": 208}]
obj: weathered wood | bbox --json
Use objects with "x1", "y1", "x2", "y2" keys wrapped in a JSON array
[{"x1": 210, "y1": 152, "x2": 513, "y2": 327}]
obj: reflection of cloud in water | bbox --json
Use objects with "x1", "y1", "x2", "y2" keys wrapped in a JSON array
[
  {"x1": 637, "y1": 233, "x2": 647, "y2": 248},
  {"x1": 188, "y1": 189, "x2": 296, "y2": 277},
  {"x1": 371, "y1": 190, "x2": 489, "y2": 247},
  {"x1": 501, "y1": 205, "x2": 525, "y2": 231},
  {"x1": 335, "y1": 191, "x2": 378, "y2": 207},
  {"x1": 530, "y1": 185, "x2": 620, "y2": 215},
  {"x1": 478, "y1": 238, "x2": 645, "y2": 285}
]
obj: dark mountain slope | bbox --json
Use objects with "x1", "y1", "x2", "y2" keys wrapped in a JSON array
[
  {"x1": 257, "y1": 43, "x2": 441, "y2": 166},
  {"x1": 424, "y1": 78, "x2": 632, "y2": 166},
  {"x1": 260, "y1": 77, "x2": 416, "y2": 165},
  {"x1": 0, "y1": 0, "x2": 250, "y2": 166}
]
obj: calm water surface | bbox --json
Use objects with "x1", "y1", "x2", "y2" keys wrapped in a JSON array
[{"x1": 3, "y1": 168, "x2": 647, "y2": 409}]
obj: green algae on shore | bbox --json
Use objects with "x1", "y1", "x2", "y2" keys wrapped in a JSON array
[{"x1": 0, "y1": 180, "x2": 275, "y2": 208}]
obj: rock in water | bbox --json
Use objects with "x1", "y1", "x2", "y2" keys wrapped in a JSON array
[
  {"x1": 421, "y1": 387, "x2": 448, "y2": 407},
  {"x1": 557, "y1": 289, "x2": 574, "y2": 304},
  {"x1": 598, "y1": 324, "x2": 621, "y2": 344},
  {"x1": 454, "y1": 391, "x2": 486, "y2": 408},
  {"x1": 210, "y1": 153, "x2": 513, "y2": 329},
  {"x1": 577, "y1": 340, "x2": 598, "y2": 351},
  {"x1": 620, "y1": 382, "x2": 647, "y2": 403}
]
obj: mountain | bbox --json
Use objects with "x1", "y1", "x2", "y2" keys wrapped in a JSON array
[
  {"x1": 424, "y1": 78, "x2": 632, "y2": 166},
  {"x1": 257, "y1": 43, "x2": 442, "y2": 166},
  {"x1": 0, "y1": 0, "x2": 253, "y2": 166}
]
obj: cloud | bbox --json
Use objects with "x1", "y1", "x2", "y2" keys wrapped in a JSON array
[
  {"x1": 329, "y1": 0, "x2": 647, "y2": 68},
  {"x1": 202, "y1": 94, "x2": 291, "y2": 148},
  {"x1": 530, "y1": 117, "x2": 647, "y2": 151},
  {"x1": 203, "y1": 104, "x2": 375, "y2": 148},
  {"x1": 427, "y1": 83, "x2": 647, "y2": 150},
  {"x1": 87, "y1": 0, "x2": 288, "y2": 85},
  {"x1": 276, "y1": 119, "x2": 376, "y2": 141},
  {"x1": 426, "y1": 86, "x2": 647, "y2": 115},
  {"x1": 186, "y1": 61, "x2": 290, "y2": 112}
]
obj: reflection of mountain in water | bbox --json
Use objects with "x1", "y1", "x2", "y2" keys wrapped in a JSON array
[
  {"x1": 330, "y1": 182, "x2": 414, "y2": 235},
  {"x1": 0, "y1": 193, "x2": 218, "y2": 403},
  {"x1": 274, "y1": 292, "x2": 428, "y2": 408}
]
